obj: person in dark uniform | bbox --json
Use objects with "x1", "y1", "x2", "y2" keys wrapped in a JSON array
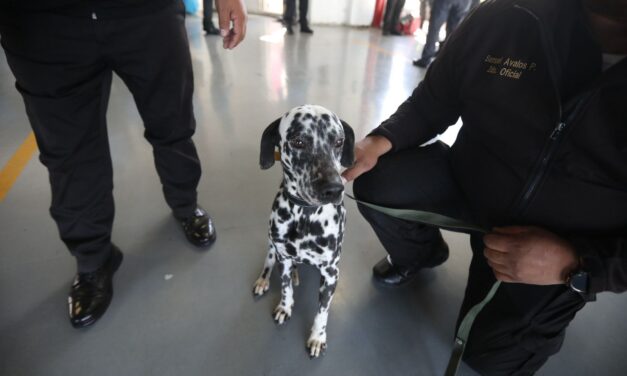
[
  {"x1": 0, "y1": 0, "x2": 247, "y2": 328},
  {"x1": 203, "y1": 0, "x2": 220, "y2": 35},
  {"x1": 413, "y1": 0, "x2": 471, "y2": 67},
  {"x1": 344, "y1": 0, "x2": 627, "y2": 373},
  {"x1": 283, "y1": 0, "x2": 313, "y2": 35},
  {"x1": 382, "y1": 0, "x2": 406, "y2": 35}
]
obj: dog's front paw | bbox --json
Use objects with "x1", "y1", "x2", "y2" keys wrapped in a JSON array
[
  {"x1": 252, "y1": 278, "x2": 270, "y2": 297},
  {"x1": 306, "y1": 333, "x2": 327, "y2": 358},
  {"x1": 273, "y1": 305, "x2": 292, "y2": 325}
]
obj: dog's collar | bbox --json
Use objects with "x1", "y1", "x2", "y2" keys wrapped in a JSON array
[{"x1": 285, "y1": 192, "x2": 319, "y2": 208}]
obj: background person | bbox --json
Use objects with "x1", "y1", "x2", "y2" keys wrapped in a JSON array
[
  {"x1": 382, "y1": 0, "x2": 406, "y2": 35},
  {"x1": 413, "y1": 0, "x2": 471, "y2": 67},
  {"x1": 284, "y1": 0, "x2": 313, "y2": 35}
]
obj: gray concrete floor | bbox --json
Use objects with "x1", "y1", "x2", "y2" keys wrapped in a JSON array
[{"x1": 1, "y1": 14, "x2": 626, "y2": 376}]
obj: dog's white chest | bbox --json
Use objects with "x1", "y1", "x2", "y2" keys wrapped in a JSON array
[{"x1": 269, "y1": 199, "x2": 345, "y2": 266}]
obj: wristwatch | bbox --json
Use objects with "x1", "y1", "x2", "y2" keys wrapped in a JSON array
[{"x1": 567, "y1": 270, "x2": 589, "y2": 294}]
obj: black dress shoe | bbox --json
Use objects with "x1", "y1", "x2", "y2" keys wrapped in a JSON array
[
  {"x1": 286, "y1": 25, "x2": 295, "y2": 35},
  {"x1": 372, "y1": 239, "x2": 449, "y2": 287},
  {"x1": 179, "y1": 206, "x2": 216, "y2": 248},
  {"x1": 69, "y1": 245, "x2": 123, "y2": 328},
  {"x1": 300, "y1": 25, "x2": 314, "y2": 34},
  {"x1": 204, "y1": 23, "x2": 220, "y2": 35}
]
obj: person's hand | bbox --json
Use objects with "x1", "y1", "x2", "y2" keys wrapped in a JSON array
[
  {"x1": 216, "y1": 0, "x2": 247, "y2": 49},
  {"x1": 483, "y1": 226, "x2": 579, "y2": 285},
  {"x1": 341, "y1": 135, "x2": 392, "y2": 182}
]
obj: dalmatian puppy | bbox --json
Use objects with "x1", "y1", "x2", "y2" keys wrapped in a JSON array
[{"x1": 254, "y1": 105, "x2": 354, "y2": 358}]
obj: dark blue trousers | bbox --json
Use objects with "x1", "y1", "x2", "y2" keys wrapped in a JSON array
[{"x1": 421, "y1": 0, "x2": 472, "y2": 60}]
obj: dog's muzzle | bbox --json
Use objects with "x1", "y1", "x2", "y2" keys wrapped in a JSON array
[{"x1": 315, "y1": 179, "x2": 344, "y2": 204}]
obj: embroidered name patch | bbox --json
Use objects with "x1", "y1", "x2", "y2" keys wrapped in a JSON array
[{"x1": 484, "y1": 55, "x2": 537, "y2": 80}]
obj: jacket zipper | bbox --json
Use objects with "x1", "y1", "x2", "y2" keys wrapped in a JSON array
[
  {"x1": 510, "y1": 5, "x2": 569, "y2": 216},
  {"x1": 515, "y1": 99, "x2": 591, "y2": 214},
  {"x1": 511, "y1": 5, "x2": 610, "y2": 218}
]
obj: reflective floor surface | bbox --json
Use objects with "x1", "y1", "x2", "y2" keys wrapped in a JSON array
[{"x1": 0, "y1": 14, "x2": 625, "y2": 376}]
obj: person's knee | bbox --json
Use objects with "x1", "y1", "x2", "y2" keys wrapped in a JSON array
[{"x1": 353, "y1": 166, "x2": 384, "y2": 203}]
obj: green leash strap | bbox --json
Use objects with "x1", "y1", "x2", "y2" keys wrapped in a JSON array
[
  {"x1": 346, "y1": 194, "x2": 500, "y2": 376},
  {"x1": 444, "y1": 280, "x2": 502, "y2": 376},
  {"x1": 346, "y1": 194, "x2": 487, "y2": 234}
]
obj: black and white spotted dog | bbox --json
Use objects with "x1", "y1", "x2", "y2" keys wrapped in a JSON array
[{"x1": 254, "y1": 105, "x2": 354, "y2": 358}]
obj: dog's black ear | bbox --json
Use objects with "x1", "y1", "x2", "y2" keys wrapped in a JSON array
[
  {"x1": 260, "y1": 118, "x2": 281, "y2": 170},
  {"x1": 340, "y1": 120, "x2": 355, "y2": 168}
]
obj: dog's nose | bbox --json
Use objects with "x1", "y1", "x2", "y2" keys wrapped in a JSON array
[{"x1": 320, "y1": 182, "x2": 344, "y2": 201}]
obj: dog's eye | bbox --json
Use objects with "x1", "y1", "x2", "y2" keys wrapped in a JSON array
[
  {"x1": 334, "y1": 138, "x2": 344, "y2": 148},
  {"x1": 290, "y1": 138, "x2": 306, "y2": 149}
]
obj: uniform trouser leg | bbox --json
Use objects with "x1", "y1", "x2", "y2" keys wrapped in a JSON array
[
  {"x1": 391, "y1": 0, "x2": 407, "y2": 30},
  {"x1": 284, "y1": 0, "x2": 296, "y2": 25},
  {"x1": 298, "y1": 0, "x2": 309, "y2": 27},
  {"x1": 445, "y1": 1, "x2": 470, "y2": 38},
  {"x1": 1, "y1": 13, "x2": 115, "y2": 272},
  {"x1": 203, "y1": 0, "x2": 214, "y2": 28},
  {"x1": 421, "y1": 0, "x2": 450, "y2": 60},
  {"x1": 383, "y1": 0, "x2": 406, "y2": 32},
  {"x1": 109, "y1": 2, "x2": 201, "y2": 219},
  {"x1": 460, "y1": 236, "x2": 587, "y2": 375},
  {"x1": 353, "y1": 142, "x2": 473, "y2": 266},
  {"x1": 382, "y1": 0, "x2": 398, "y2": 32}
]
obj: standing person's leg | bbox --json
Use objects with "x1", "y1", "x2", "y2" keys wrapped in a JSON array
[
  {"x1": 390, "y1": 0, "x2": 406, "y2": 34},
  {"x1": 414, "y1": 0, "x2": 449, "y2": 67},
  {"x1": 203, "y1": 0, "x2": 219, "y2": 34},
  {"x1": 382, "y1": 0, "x2": 397, "y2": 34},
  {"x1": 299, "y1": 0, "x2": 313, "y2": 33},
  {"x1": 110, "y1": 1, "x2": 215, "y2": 247},
  {"x1": 0, "y1": 12, "x2": 123, "y2": 328},
  {"x1": 445, "y1": 0, "x2": 471, "y2": 39},
  {"x1": 353, "y1": 141, "x2": 475, "y2": 286},
  {"x1": 284, "y1": 0, "x2": 296, "y2": 34},
  {"x1": 457, "y1": 235, "x2": 587, "y2": 375}
]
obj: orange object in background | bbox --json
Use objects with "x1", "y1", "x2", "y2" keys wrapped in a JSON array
[{"x1": 371, "y1": 0, "x2": 385, "y2": 27}]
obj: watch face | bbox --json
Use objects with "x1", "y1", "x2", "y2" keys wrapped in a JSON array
[{"x1": 570, "y1": 271, "x2": 588, "y2": 293}]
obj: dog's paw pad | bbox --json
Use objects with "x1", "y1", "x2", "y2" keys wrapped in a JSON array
[
  {"x1": 252, "y1": 278, "x2": 270, "y2": 297},
  {"x1": 306, "y1": 337, "x2": 327, "y2": 358},
  {"x1": 273, "y1": 306, "x2": 292, "y2": 325}
]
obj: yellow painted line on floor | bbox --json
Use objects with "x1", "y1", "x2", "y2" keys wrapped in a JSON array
[{"x1": 0, "y1": 132, "x2": 38, "y2": 202}]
